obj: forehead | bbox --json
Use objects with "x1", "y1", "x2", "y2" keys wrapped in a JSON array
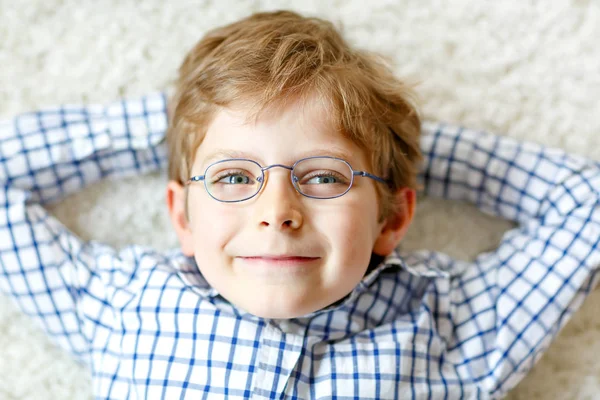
[{"x1": 194, "y1": 96, "x2": 368, "y2": 168}]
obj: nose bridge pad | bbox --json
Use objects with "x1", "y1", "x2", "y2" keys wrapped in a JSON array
[{"x1": 291, "y1": 174, "x2": 301, "y2": 193}]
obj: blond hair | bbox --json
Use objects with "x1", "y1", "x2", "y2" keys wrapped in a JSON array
[{"x1": 167, "y1": 10, "x2": 422, "y2": 219}]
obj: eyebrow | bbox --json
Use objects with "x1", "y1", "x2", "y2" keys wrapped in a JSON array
[
  {"x1": 201, "y1": 148, "x2": 357, "y2": 167},
  {"x1": 202, "y1": 150, "x2": 256, "y2": 165}
]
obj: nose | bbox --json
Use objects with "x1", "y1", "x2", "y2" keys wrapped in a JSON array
[{"x1": 254, "y1": 169, "x2": 303, "y2": 230}]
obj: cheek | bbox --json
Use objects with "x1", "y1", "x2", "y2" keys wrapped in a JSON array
[
  {"x1": 317, "y1": 197, "x2": 381, "y2": 258},
  {"x1": 188, "y1": 198, "x2": 242, "y2": 253}
]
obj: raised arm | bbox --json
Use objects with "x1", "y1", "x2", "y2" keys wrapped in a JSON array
[
  {"x1": 0, "y1": 93, "x2": 167, "y2": 204},
  {"x1": 418, "y1": 122, "x2": 600, "y2": 397},
  {"x1": 0, "y1": 93, "x2": 168, "y2": 364},
  {"x1": 419, "y1": 121, "x2": 599, "y2": 224}
]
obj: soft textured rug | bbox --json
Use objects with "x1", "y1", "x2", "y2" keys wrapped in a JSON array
[{"x1": 1, "y1": 1, "x2": 599, "y2": 398}]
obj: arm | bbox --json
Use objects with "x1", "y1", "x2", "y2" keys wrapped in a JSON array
[
  {"x1": 0, "y1": 93, "x2": 168, "y2": 364},
  {"x1": 419, "y1": 122, "x2": 600, "y2": 397},
  {"x1": 0, "y1": 93, "x2": 167, "y2": 203}
]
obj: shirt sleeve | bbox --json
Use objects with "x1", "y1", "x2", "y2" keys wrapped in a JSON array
[
  {"x1": 0, "y1": 93, "x2": 168, "y2": 364},
  {"x1": 419, "y1": 122, "x2": 600, "y2": 398}
]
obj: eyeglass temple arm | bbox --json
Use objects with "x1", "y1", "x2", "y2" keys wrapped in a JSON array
[
  {"x1": 353, "y1": 171, "x2": 388, "y2": 184},
  {"x1": 186, "y1": 175, "x2": 205, "y2": 185}
]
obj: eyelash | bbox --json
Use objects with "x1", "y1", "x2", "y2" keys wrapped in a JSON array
[
  {"x1": 299, "y1": 170, "x2": 348, "y2": 183},
  {"x1": 212, "y1": 170, "x2": 254, "y2": 182}
]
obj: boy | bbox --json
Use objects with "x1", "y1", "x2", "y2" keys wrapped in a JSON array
[{"x1": 1, "y1": 10, "x2": 599, "y2": 399}]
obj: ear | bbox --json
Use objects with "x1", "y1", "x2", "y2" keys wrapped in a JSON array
[
  {"x1": 373, "y1": 187, "x2": 416, "y2": 256},
  {"x1": 166, "y1": 180, "x2": 195, "y2": 257}
]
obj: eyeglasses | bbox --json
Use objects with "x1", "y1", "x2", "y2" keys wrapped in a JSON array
[{"x1": 186, "y1": 156, "x2": 387, "y2": 203}]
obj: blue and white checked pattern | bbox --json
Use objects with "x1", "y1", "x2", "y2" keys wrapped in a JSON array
[{"x1": 0, "y1": 93, "x2": 599, "y2": 399}]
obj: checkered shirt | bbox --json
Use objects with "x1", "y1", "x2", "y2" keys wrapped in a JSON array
[{"x1": 1, "y1": 93, "x2": 599, "y2": 399}]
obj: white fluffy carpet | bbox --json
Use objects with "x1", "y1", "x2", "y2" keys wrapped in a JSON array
[{"x1": 1, "y1": 1, "x2": 599, "y2": 398}]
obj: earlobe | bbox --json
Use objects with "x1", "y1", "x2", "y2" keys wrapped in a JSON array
[
  {"x1": 372, "y1": 188, "x2": 416, "y2": 256},
  {"x1": 166, "y1": 180, "x2": 195, "y2": 257}
]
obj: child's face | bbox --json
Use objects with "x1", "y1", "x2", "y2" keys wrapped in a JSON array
[{"x1": 167, "y1": 97, "x2": 414, "y2": 319}]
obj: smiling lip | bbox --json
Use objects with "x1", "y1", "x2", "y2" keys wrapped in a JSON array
[{"x1": 238, "y1": 256, "x2": 320, "y2": 266}]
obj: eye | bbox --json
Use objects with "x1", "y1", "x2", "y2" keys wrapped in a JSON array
[
  {"x1": 301, "y1": 171, "x2": 348, "y2": 185},
  {"x1": 306, "y1": 175, "x2": 337, "y2": 184},
  {"x1": 213, "y1": 171, "x2": 255, "y2": 185}
]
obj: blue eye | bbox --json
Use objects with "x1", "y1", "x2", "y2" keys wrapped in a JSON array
[
  {"x1": 214, "y1": 172, "x2": 254, "y2": 184},
  {"x1": 306, "y1": 175, "x2": 339, "y2": 184},
  {"x1": 221, "y1": 174, "x2": 250, "y2": 184},
  {"x1": 299, "y1": 170, "x2": 349, "y2": 185}
]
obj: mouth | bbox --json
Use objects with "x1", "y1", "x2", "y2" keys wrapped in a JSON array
[{"x1": 237, "y1": 255, "x2": 321, "y2": 267}]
